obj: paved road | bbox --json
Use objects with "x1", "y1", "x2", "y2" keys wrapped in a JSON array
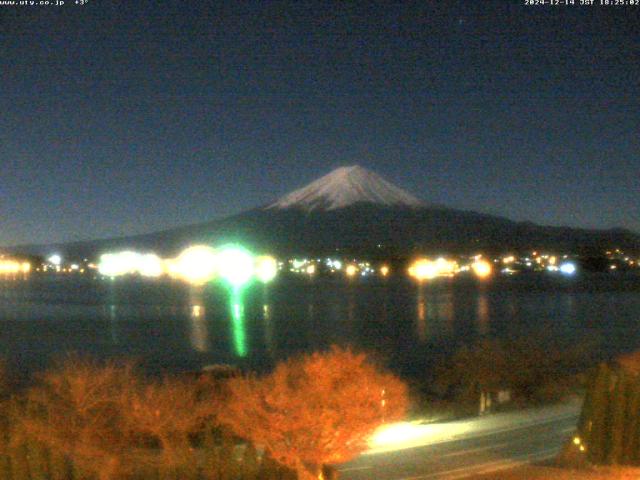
[{"x1": 339, "y1": 402, "x2": 580, "y2": 480}]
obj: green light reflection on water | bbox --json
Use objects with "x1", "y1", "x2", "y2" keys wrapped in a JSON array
[{"x1": 230, "y1": 287, "x2": 247, "y2": 357}]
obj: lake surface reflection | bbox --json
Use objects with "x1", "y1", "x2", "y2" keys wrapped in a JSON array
[{"x1": 1, "y1": 274, "x2": 640, "y2": 379}]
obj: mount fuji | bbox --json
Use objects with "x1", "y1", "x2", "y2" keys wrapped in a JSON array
[
  {"x1": 9, "y1": 165, "x2": 640, "y2": 258},
  {"x1": 266, "y1": 165, "x2": 424, "y2": 211}
]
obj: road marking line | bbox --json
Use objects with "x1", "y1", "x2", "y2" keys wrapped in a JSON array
[
  {"x1": 395, "y1": 447, "x2": 558, "y2": 480},
  {"x1": 440, "y1": 442, "x2": 510, "y2": 458},
  {"x1": 439, "y1": 414, "x2": 578, "y2": 446},
  {"x1": 440, "y1": 448, "x2": 559, "y2": 480},
  {"x1": 339, "y1": 465, "x2": 373, "y2": 472},
  {"x1": 340, "y1": 435, "x2": 561, "y2": 473}
]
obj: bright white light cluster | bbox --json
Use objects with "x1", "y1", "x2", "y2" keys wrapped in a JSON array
[
  {"x1": 325, "y1": 258, "x2": 342, "y2": 272},
  {"x1": 215, "y1": 247, "x2": 255, "y2": 286},
  {"x1": 255, "y1": 255, "x2": 278, "y2": 283},
  {"x1": 289, "y1": 258, "x2": 312, "y2": 273},
  {"x1": 48, "y1": 254, "x2": 62, "y2": 266},
  {"x1": 165, "y1": 246, "x2": 217, "y2": 285},
  {"x1": 287, "y1": 257, "x2": 392, "y2": 278},
  {"x1": 98, "y1": 251, "x2": 163, "y2": 278},
  {"x1": 544, "y1": 261, "x2": 577, "y2": 276},
  {"x1": 98, "y1": 245, "x2": 278, "y2": 287},
  {"x1": 357, "y1": 261, "x2": 375, "y2": 276}
]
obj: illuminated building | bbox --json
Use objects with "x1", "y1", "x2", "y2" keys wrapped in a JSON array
[
  {"x1": 138, "y1": 253, "x2": 163, "y2": 278},
  {"x1": 216, "y1": 246, "x2": 254, "y2": 288},
  {"x1": 559, "y1": 262, "x2": 577, "y2": 275},
  {"x1": 172, "y1": 245, "x2": 218, "y2": 285},
  {"x1": 255, "y1": 255, "x2": 278, "y2": 283},
  {"x1": 471, "y1": 259, "x2": 492, "y2": 279},
  {"x1": 408, "y1": 259, "x2": 434, "y2": 281},
  {"x1": 408, "y1": 258, "x2": 457, "y2": 281},
  {"x1": 48, "y1": 254, "x2": 62, "y2": 266},
  {"x1": 0, "y1": 259, "x2": 31, "y2": 275},
  {"x1": 345, "y1": 264, "x2": 358, "y2": 277},
  {"x1": 98, "y1": 251, "x2": 140, "y2": 277}
]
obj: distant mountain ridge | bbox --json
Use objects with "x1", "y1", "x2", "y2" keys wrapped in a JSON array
[{"x1": 5, "y1": 166, "x2": 640, "y2": 258}]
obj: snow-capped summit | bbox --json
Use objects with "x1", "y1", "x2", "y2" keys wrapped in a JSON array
[{"x1": 266, "y1": 165, "x2": 425, "y2": 211}]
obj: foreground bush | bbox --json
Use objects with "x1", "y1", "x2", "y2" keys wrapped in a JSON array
[
  {"x1": 434, "y1": 335, "x2": 596, "y2": 412},
  {"x1": 575, "y1": 352, "x2": 640, "y2": 466},
  {"x1": 218, "y1": 346, "x2": 409, "y2": 480},
  {"x1": 17, "y1": 358, "x2": 220, "y2": 479}
]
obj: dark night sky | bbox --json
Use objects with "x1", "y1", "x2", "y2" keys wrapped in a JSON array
[{"x1": 1, "y1": 0, "x2": 638, "y2": 246}]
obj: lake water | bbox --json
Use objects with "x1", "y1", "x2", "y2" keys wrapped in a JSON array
[{"x1": 1, "y1": 273, "x2": 640, "y2": 380}]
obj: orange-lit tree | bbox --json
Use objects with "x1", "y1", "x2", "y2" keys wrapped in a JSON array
[
  {"x1": 20, "y1": 357, "x2": 140, "y2": 480},
  {"x1": 120, "y1": 374, "x2": 217, "y2": 473},
  {"x1": 21, "y1": 358, "x2": 225, "y2": 479},
  {"x1": 218, "y1": 346, "x2": 408, "y2": 480}
]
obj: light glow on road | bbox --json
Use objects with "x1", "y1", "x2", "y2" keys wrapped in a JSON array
[
  {"x1": 367, "y1": 421, "x2": 472, "y2": 454},
  {"x1": 366, "y1": 400, "x2": 580, "y2": 455}
]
